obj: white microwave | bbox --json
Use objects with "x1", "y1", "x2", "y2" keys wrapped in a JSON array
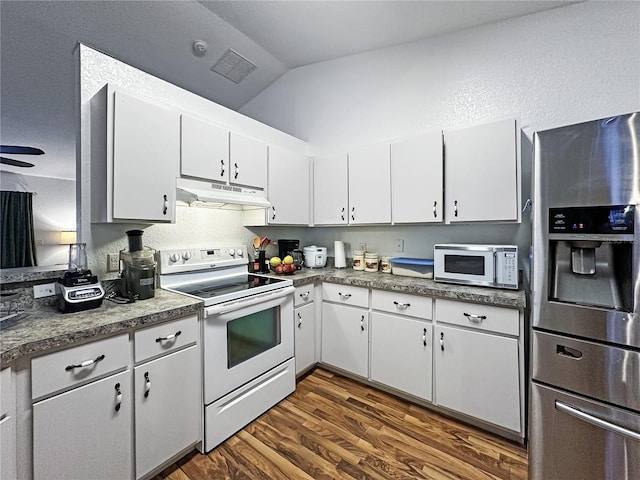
[{"x1": 434, "y1": 244, "x2": 518, "y2": 290}]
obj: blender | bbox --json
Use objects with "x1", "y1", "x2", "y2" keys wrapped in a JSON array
[
  {"x1": 56, "y1": 243, "x2": 105, "y2": 312},
  {"x1": 119, "y1": 230, "x2": 156, "y2": 300}
]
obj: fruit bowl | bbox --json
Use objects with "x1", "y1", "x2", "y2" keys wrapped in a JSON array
[{"x1": 270, "y1": 263, "x2": 296, "y2": 275}]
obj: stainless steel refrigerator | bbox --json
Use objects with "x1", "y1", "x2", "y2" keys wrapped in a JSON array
[{"x1": 530, "y1": 112, "x2": 640, "y2": 479}]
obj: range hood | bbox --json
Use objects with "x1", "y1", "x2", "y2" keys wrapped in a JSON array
[{"x1": 176, "y1": 177, "x2": 270, "y2": 209}]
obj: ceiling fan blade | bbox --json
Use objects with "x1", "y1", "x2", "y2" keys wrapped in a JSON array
[
  {"x1": 0, "y1": 145, "x2": 45, "y2": 155},
  {"x1": 0, "y1": 156, "x2": 35, "y2": 167}
]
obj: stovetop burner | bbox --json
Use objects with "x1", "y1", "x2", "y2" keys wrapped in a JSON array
[{"x1": 170, "y1": 274, "x2": 288, "y2": 300}]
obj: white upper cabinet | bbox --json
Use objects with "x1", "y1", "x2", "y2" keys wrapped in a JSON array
[
  {"x1": 313, "y1": 153, "x2": 349, "y2": 225},
  {"x1": 180, "y1": 114, "x2": 229, "y2": 183},
  {"x1": 268, "y1": 146, "x2": 310, "y2": 225},
  {"x1": 444, "y1": 118, "x2": 519, "y2": 223},
  {"x1": 348, "y1": 143, "x2": 391, "y2": 224},
  {"x1": 92, "y1": 85, "x2": 180, "y2": 223},
  {"x1": 229, "y1": 131, "x2": 267, "y2": 189},
  {"x1": 391, "y1": 131, "x2": 443, "y2": 223}
]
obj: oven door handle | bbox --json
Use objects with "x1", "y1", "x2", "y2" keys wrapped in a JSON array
[
  {"x1": 555, "y1": 401, "x2": 640, "y2": 442},
  {"x1": 205, "y1": 286, "x2": 295, "y2": 317}
]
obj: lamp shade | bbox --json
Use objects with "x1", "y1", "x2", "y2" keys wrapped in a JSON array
[{"x1": 59, "y1": 230, "x2": 77, "y2": 244}]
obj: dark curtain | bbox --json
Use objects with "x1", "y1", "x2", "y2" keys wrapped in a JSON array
[{"x1": 1, "y1": 191, "x2": 38, "y2": 268}]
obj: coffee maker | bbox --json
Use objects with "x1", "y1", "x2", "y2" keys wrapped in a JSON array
[
  {"x1": 277, "y1": 239, "x2": 304, "y2": 270},
  {"x1": 119, "y1": 230, "x2": 156, "y2": 301},
  {"x1": 56, "y1": 243, "x2": 105, "y2": 312}
]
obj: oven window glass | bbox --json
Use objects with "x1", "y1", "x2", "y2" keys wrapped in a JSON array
[
  {"x1": 444, "y1": 254, "x2": 485, "y2": 276},
  {"x1": 227, "y1": 307, "x2": 281, "y2": 368}
]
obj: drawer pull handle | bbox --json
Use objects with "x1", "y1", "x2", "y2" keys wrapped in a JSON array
[
  {"x1": 433, "y1": 201, "x2": 438, "y2": 218},
  {"x1": 65, "y1": 354, "x2": 105, "y2": 371},
  {"x1": 341, "y1": 207, "x2": 345, "y2": 221},
  {"x1": 423, "y1": 328, "x2": 427, "y2": 346},
  {"x1": 393, "y1": 301, "x2": 411, "y2": 309},
  {"x1": 115, "y1": 382, "x2": 122, "y2": 412},
  {"x1": 463, "y1": 312, "x2": 486, "y2": 322},
  {"x1": 360, "y1": 315, "x2": 365, "y2": 331},
  {"x1": 557, "y1": 345, "x2": 583, "y2": 359},
  {"x1": 297, "y1": 312, "x2": 302, "y2": 328},
  {"x1": 220, "y1": 159, "x2": 225, "y2": 177},
  {"x1": 555, "y1": 401, "x2": 640, "y2": 442},
  {"x1": 144, "y1": 372, "x2": 151, "y2": 398},
  {"x1": 440, "y1": 332, "x2": 444, "y2": 351},
  {"x1": 338, "y1": 292, "x2": 352, "y2": 300},
  {"x1": 234, "y1": 162, "x2": 239, "y2": 179},
  {"x1": 299, "y1": 291, "x2": 310, "y2": 301},
  {"x1": 156, "y1": 330, "x2": 182, "y2": 343},
  {"x1": 163, "y1": 194, "x2": 168, "y2": 216}
]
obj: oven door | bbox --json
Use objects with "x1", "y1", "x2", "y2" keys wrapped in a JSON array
[
  {"x1": 203, "y1": 286, "x2": 294, "y2": 404},
  {"x1": 434, "y1": 247, "x2": 495, "y2": 286}
]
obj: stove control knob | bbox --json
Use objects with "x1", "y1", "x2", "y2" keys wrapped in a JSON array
[
  {"x1": 228, "y1": 248, "x2": 236, "y2": 257},
  {"x1": 182, "y1": 252, "x2": 192, "y2": 261},
  {"x1": 170, "y1": 253, "x2": 181, "y2": 263},
  {"x1": 236, "y1": 249, "x2": 243, "y2": 257}
]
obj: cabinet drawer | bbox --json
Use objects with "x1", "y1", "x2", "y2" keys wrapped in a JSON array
[
  {"x1": 135, "y1": 315, "x2": 199, "y2": 363},
  {"x1": 322, "y1": 283, "x2": 368, "y2": 308},
  {"x1": 31, "y1": 333, "x2": 129, "y2": 400},
  {"x1": 435, "y1": 299, "x2": 518, "y2": 336},
  {"x1": 294, "y1": 284, "x2": 315, "y2": 307},
  {"x1": 371, "y1": 289, "x2": 432, "y2": 319}
]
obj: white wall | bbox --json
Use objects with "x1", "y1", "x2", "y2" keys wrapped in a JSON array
[
  {"x1": 241, "y1": 1, "x2": 640, "y2": 274},
  {"x1": 78, "y1": 45, "x2": 306, "y2": 279},
  {"x1": 0, "y1": 172, "x2": 75, "y2": 266}
]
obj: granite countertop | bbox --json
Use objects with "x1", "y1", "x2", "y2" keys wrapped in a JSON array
[
  {"x1": 0, "y1": 289, "x2": 202, "y2": 366},
  {"x1": 271, "y1": 267, "x2": 527, "y2": 309}
]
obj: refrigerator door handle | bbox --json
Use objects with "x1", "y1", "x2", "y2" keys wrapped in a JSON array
[{"x1": 555, "y1": 401, "x2": 640, "y2": 442}]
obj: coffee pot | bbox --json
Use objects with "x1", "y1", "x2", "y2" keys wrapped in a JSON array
[{"x1": 119, "y1": 230, "x2": 156, "y2": 300}]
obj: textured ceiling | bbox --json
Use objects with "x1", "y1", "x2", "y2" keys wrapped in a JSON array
[{"x1": 0, "y1": 0, "x2": 576, "y2": 180}]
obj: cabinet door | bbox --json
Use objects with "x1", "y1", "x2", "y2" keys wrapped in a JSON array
[
  {"x1": 268, "y1": 147, "x2": 310, "y2": 225},
  {"x1": 294, "y1": 302, "x2": 316, "y2": 375},
  {"x1": 371, "y1": 313, "x2": 432, "y2": 401},
  {"x1": 434, "y1": 325, "x2": 520, "y2": 432},
  {"x1": 313, "y1": 153, "x2": 348, "y2": 225},
  {"x1": 181, "y1": 114, "x2": 229, "y2": 182},
  {"x1": 135, "y1": 346, "x2": 200, "y2": 479},
  {"x1": 229, "y1": 131, "x2": 267, "y2": 188},
  {"x1": 444, "y1": 118, "x2": 518, "y2": 222},
  {"x1": 348, "y1": 143, "x2": 391, "y2": 224},
  {"x1": 391, "y1": 131, "x2": 443, "y2": 223},
  {"x1": 113, "y1": 90, "x2": 179, "y2": 222},
  {"x1": 321, "y1": 303, "x2": 368, "y2": 377},
  {"x1": 0, "y1": 415, "x2": 16, "y2": 480},
  {"x1": 33, "y1": 370, "x2": 132, "y2": 480}
]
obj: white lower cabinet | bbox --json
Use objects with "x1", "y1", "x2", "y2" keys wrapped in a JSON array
[
  {"x1": 434, "y1": 324, "x2": 520, "y2": 432},
  {"x1": 33, "y1": 369, "x2": 133, "y2": 480},
  {"x1": 370, "y1": 312, "x2": 433, "y2": 401},
  {"x1": 294, "y1": 302, "x2": 316, "y2": 376},
  {"x1": 321, "y1": 302, "x2": 368, "y2": 378},
  {"x1": 135, "y1": 345, "x2": 200, "y2": 479},
  {"x1": 0, "y1": 366, "x2": 16, "y2": 480}
]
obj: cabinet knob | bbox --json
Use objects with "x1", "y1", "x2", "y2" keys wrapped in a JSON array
[
  {"x1": 163, "y1": 194, "x2": 168, "y2": 215},
  {"x1": 144, "y1": 372, "x2": 151, "y2": 398},
  {"x1": 220, "y1": 159, "x2": 225, "y2": 177},
  {"x1": 433, "y1": 201, "x2": 438, "y2": 218},
  {"x1": 234, "y1": 162, "x2": 239, "y2": 179},
  {"x1": 454, "y1": 200, "x2": 458, "y2": 217},
  {"x1": 423, "y1": 328, "x2": 427, "y2": 347}
]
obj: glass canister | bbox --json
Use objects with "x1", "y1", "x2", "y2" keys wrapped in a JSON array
[
  {"x1": 353, "y1": 250, "x2": 365, "y2": 271},
  {"x1": 380, "y1": 256, "x2": 392, "y2": 273},
  {"x1": 365, "y1": 252, "x2": 379, "y2": 272}
]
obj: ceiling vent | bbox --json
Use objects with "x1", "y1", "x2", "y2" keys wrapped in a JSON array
[{"x1": 210, "y1": 49, "x2": 256, "y2": 84}]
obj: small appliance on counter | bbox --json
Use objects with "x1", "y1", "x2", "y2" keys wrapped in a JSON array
[
  {"x1": 303, "y1": 246, "x2": 327, "y2": 268},
  {"x1": 277, "y1": 239, "x2": 299, "y2": 259},
  {"x1": 119, "y1": 230, "x2": 156, "y2": 300},
  {"x1": 56, "y1": 242, "x2": 105, "y2": 313}
]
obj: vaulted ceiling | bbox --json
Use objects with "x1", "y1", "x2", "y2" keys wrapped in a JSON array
[{"x1": 0, "y1": 0, "x2": 575, "y2": 180}]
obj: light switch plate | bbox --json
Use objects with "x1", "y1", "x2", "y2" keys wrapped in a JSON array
[
  {"x1": 395, "y1": 239, "x2": 404, "y2": 252},
  {"x1": 107, "y1": 254, "x2": 120, "y2": 272},
  {"x1": 33, "y1": 283, "x2": 56, "y2": 298}
]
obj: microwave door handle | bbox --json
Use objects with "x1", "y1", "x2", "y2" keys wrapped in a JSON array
[{"x1": 205, "y1": 286, "x2": 295, "y2": 316}]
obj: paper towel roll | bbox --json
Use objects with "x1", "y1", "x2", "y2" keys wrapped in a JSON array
[{"x1": 334, "y1": 241, "x2": 346, "y2": 268}]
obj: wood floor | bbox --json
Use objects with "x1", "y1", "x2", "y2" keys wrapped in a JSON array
[{"x1": 154, "y1": 368, "x2": 528, "y2": 480}]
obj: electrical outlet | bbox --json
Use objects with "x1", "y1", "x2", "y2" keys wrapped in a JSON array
[
  {"x1": 107, "y1": 254, "x2": 120, "y2": 272},
  {"x1": 33, "y1": 283, "x2": 56, "y2": 298},
  {"x1": 395, "y1": 239, "x2": 405, "y2": 252}
]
